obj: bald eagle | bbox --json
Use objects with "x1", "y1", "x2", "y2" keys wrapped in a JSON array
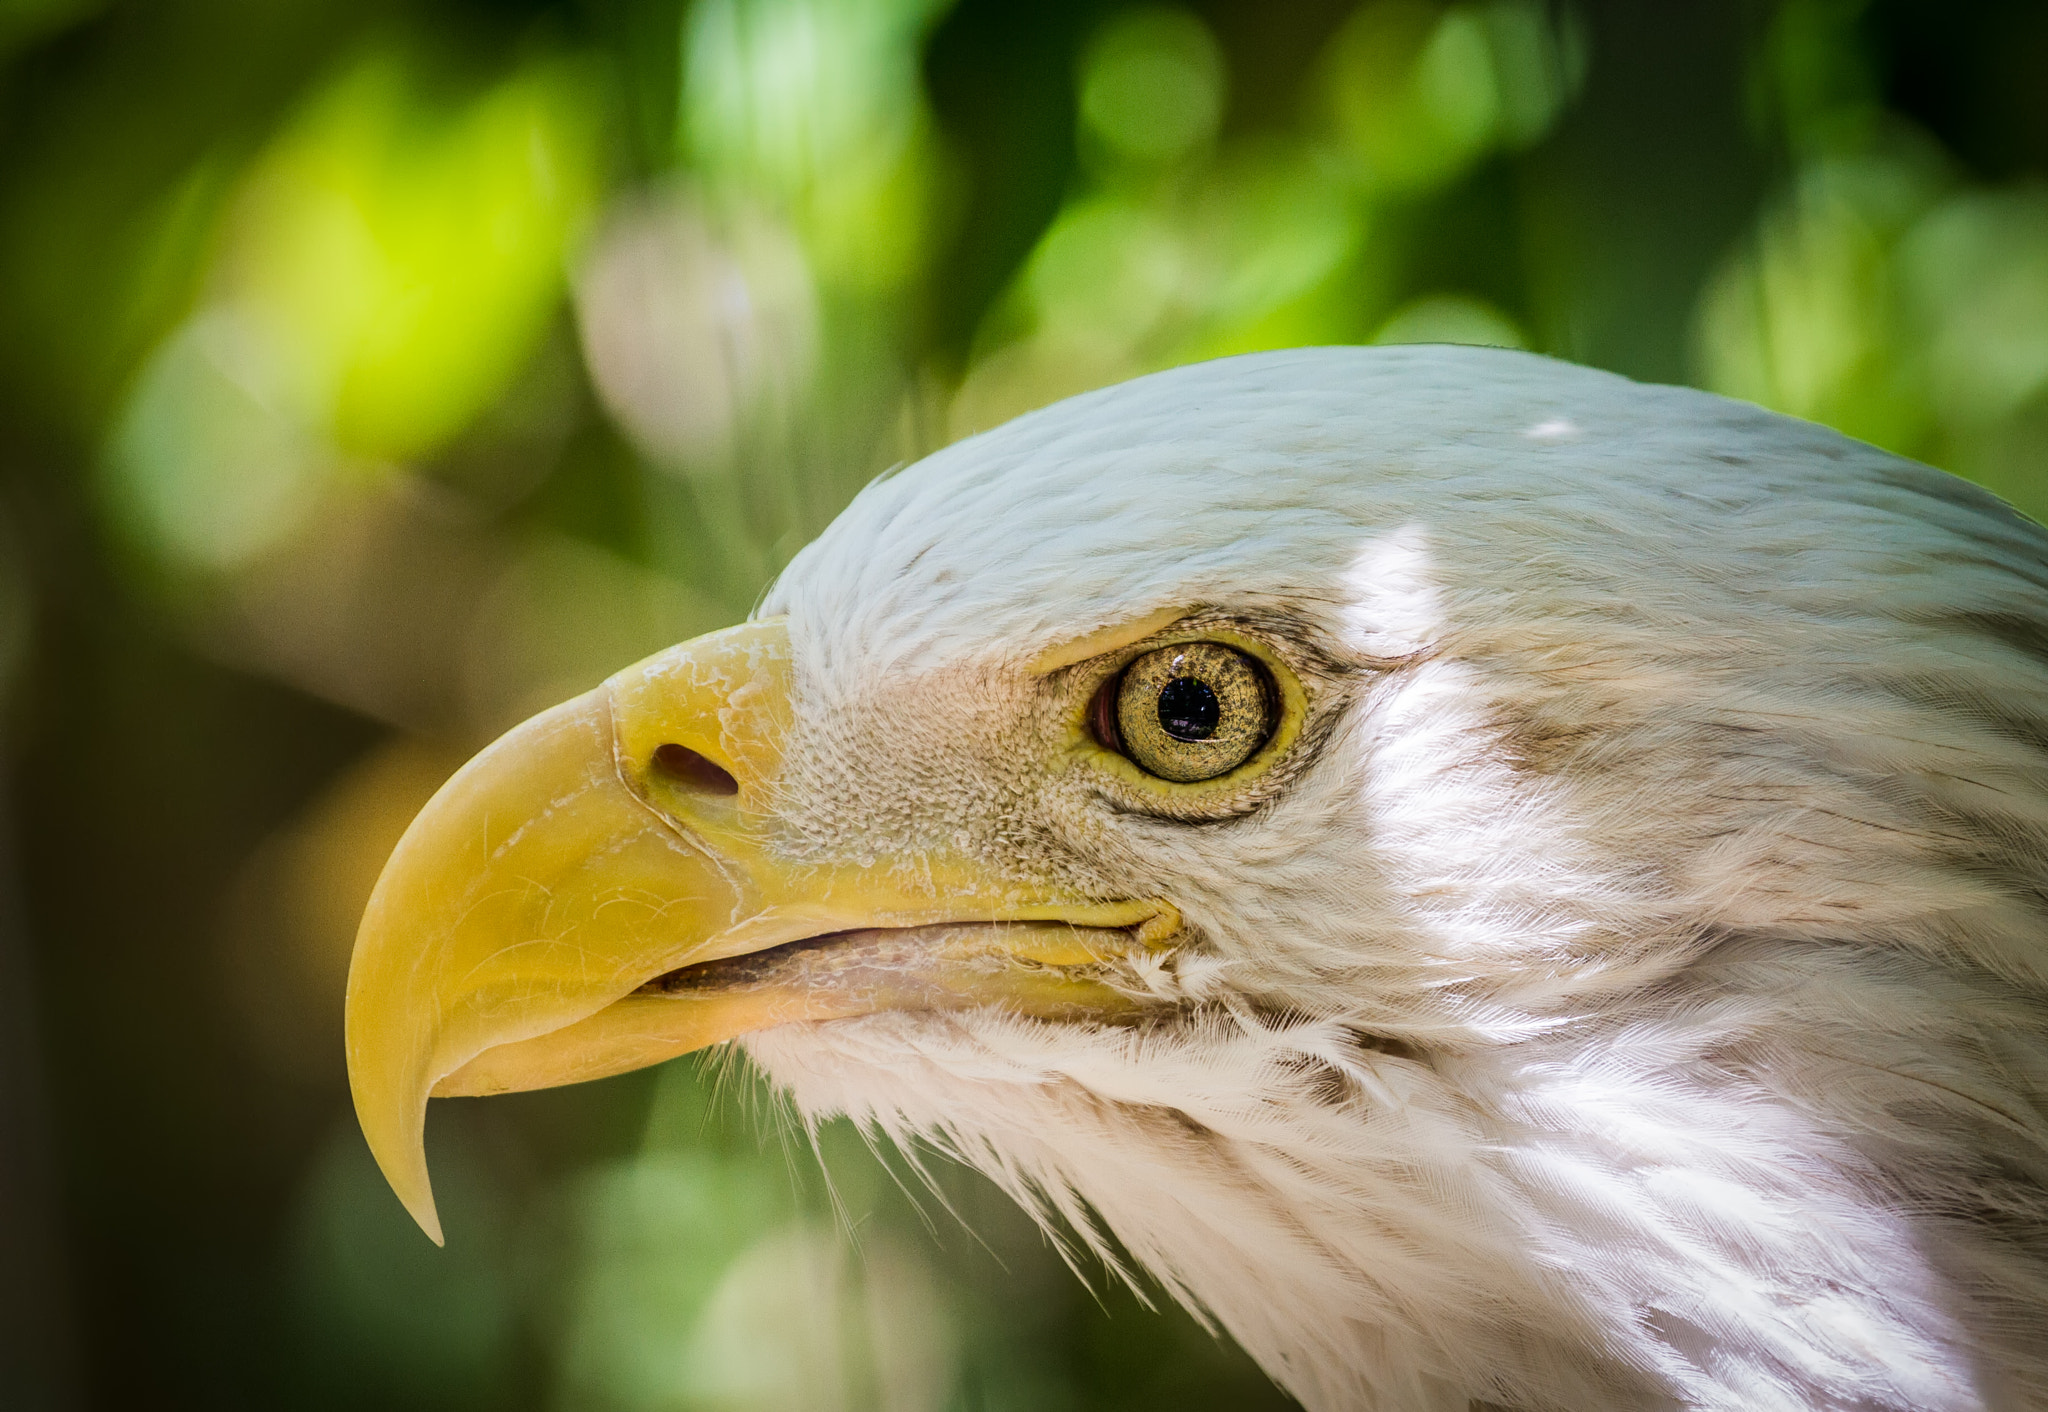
[{"x1": 348, "y1": 347, "x2": 2048, "y2": 1412}]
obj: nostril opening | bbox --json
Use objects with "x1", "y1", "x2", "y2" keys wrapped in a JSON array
[{"x1": 651, "y1": 743, "x2": 739, "y2": 797}]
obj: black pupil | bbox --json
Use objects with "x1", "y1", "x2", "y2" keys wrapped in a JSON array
[{"x1": 1157, "y1": 676, "x2": 1220, "y2": 741}]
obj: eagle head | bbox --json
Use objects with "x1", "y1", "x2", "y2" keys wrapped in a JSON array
[{"x1": 346, "y1": 346, "x2": 2048, "y2": 1412}]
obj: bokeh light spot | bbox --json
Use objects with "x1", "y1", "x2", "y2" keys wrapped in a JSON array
[{"x1": 1079, "y1": 7, "x2": 1228, "y2": 167}]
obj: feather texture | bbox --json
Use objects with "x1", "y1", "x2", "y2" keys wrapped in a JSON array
[{"x1": 740, "y1": 347, "x2": 2048, "y2": 1411}]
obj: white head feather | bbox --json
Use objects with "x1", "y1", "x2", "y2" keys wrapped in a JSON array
[{"x1": 740, "y1": 346, "x2": 2048, "y2": 1412}]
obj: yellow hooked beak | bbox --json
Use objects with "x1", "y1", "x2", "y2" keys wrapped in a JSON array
[{"x1": 345, "y1": 620, "x2": 1176, "y2": 1243}]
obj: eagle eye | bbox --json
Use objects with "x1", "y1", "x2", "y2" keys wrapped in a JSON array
[{"x1": 1106, "y1": 642, "x2": 1273, "y2": 783}]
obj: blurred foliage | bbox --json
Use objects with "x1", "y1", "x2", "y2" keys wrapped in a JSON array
[
  {"x1": 1696, "y1": 0, "x2": 2048, "y2": 520},
  {"x1": 1, "y1": 1, "x2": 2046, "y2": 1409}
]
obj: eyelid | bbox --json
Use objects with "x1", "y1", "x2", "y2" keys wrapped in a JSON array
[{"x1": 1030, "y1": 607, "x2": 1192, "y2": 674}]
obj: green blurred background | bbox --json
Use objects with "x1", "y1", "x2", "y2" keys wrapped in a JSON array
[{"x1": 2, "y1": 1, "x2": 2046, "y2": 1407}]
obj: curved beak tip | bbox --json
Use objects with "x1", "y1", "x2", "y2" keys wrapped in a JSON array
[
  {"x1": 389, "y1": 1155, "x2": 446, "y2": 1247},
  {"x1": 412, "y1": 1201, "x2": 447, "y2": 1249},
  {"x1": 348, "y1": 1069, "x2": 446, "y2": 1244},
  {"x1": 342, "y1": 635, "x2": 791, "y2": 1247}
]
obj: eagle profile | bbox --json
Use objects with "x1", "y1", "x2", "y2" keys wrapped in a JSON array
[{"x1": 346, "y1": 346, "x2": 2048, "y2": 1412}]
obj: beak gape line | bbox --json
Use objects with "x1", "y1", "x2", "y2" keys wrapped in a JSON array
[{"x1": 345, "y1": 618, "x2": 1175, "y2": 1243}]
